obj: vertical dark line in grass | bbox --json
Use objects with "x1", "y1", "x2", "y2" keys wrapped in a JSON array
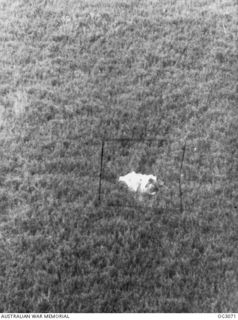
[
  {"x1": 98, "y1": 139, "x2": 105, "y2": 202},
  {"x1": 179, "y1": 140, "x2": 187, "y2": 214}
]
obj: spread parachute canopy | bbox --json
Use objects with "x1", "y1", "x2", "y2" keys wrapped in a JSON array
[{"x1": 118, "y1": 171, "x2": 163, "y2": 196}]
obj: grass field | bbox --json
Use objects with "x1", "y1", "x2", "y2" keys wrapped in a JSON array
[{"x1": 0, "y1": 0, "x2": 237, "y2": 313}]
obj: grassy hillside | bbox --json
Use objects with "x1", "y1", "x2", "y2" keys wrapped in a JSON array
[{"x1": 0, "y1": 0, "x2": 237, "y2": 312}]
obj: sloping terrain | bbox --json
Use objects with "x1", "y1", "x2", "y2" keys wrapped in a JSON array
[{"x1": 0, "y1": 0, "x2": 237, "y2": 312}]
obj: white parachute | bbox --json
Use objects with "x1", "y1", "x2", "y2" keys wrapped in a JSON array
[{"x1": 118, "y1": 171, "x2": 163, "y2": 196}]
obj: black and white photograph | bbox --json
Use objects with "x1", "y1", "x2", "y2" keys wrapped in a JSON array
[{"x1": 0, "y1": 0, "x2": 237, "y2": 315}]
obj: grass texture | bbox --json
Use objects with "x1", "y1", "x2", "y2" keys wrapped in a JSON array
[{"x1": 0, "y1": 0, "x2": 237, "y2": 312}]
